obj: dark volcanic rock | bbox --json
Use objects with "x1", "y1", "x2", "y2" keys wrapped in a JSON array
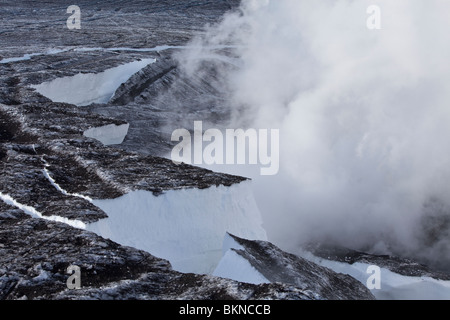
[{"x1": 0, "y1": 0, "x2": 240, "y2": 158}]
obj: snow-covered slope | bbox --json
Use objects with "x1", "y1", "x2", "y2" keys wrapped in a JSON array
[
  {"x1": 87, "y1": 181, "x2": 267, "y2": 274},
  {"x1": 31, "y1": 59, "x2": 155, "y2": 106}
]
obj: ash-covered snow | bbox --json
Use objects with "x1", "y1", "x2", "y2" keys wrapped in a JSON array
[
  {"x1": 31, "y1": 59, "x2": 155, "y2": 106},
  {"x1": 87, "y1": 181, "x2": 267, "y2": 274}
]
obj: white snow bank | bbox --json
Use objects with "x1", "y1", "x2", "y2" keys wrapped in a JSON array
[
  {"x1": 0, "y1": 192, "x2": 86, "y2": 229},
  {"x1": 83, "y1": 123, "x2": 129, "y2": 145},
  {"x1": 213, "y1": 233, "x2": 269, "y2": 284},
  {"x1": 86, "y1": 181, "x2": 267, "y2": 274},
  {"x1": 31, "y1": 58, "x2": 155, "y2": 106},
  {"x1": 302, "y1": 252, "x2": 450, "y2": 300}
]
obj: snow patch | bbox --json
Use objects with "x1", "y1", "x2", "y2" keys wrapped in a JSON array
[
  {"x1": 0, "y1": 192, "x2": 86, "y2": 229},
  {"x1": 302, "y1": 252, "x2": 450, "y2": 300},
  {"x1": 83, "y1": 123, "x2": 129, "y2": 146},
  {"x1": 221, "y1": 232, "x2": 245, "y2": 255},
  {"x1": 213, "y1": 249, "x2": 270, "y2": 285},
  {"x1": 31, "y1": 59, "x2": 155, "y2": 106},
  {"x1": 86, "y1": 181, "x2": 267, "y2": 274}
]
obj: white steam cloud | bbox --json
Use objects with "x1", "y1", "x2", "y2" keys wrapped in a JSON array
[{"x1": 175, "y1": 0, "x2": 450, "y2": 270}]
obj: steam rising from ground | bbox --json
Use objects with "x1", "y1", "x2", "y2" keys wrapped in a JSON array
[{"x1": 174, "y1": 0, "x2": 450, "y2": 271}]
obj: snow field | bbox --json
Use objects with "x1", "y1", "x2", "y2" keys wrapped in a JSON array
[{"x1": 86, "y1": 181, "x2": 267, "y2": 274}]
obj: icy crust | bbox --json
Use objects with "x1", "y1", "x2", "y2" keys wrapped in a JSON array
[
  {"x1": 30, "y1": 59, "x2": 156, "y2": 106},
  {"x1": 87, "y1": 181, "x2": 267, "y2": 274},
  {"x1": 83, "y1": 123, "x2": 130, "y2": 146}
]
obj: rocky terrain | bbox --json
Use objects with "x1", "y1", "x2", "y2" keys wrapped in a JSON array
[
  {"x1": 0, "y1": 0, "x2": 448, "y2": 301},
  {"x1": 306, "y1": 242, "x2": 450, "y2": 281}
]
